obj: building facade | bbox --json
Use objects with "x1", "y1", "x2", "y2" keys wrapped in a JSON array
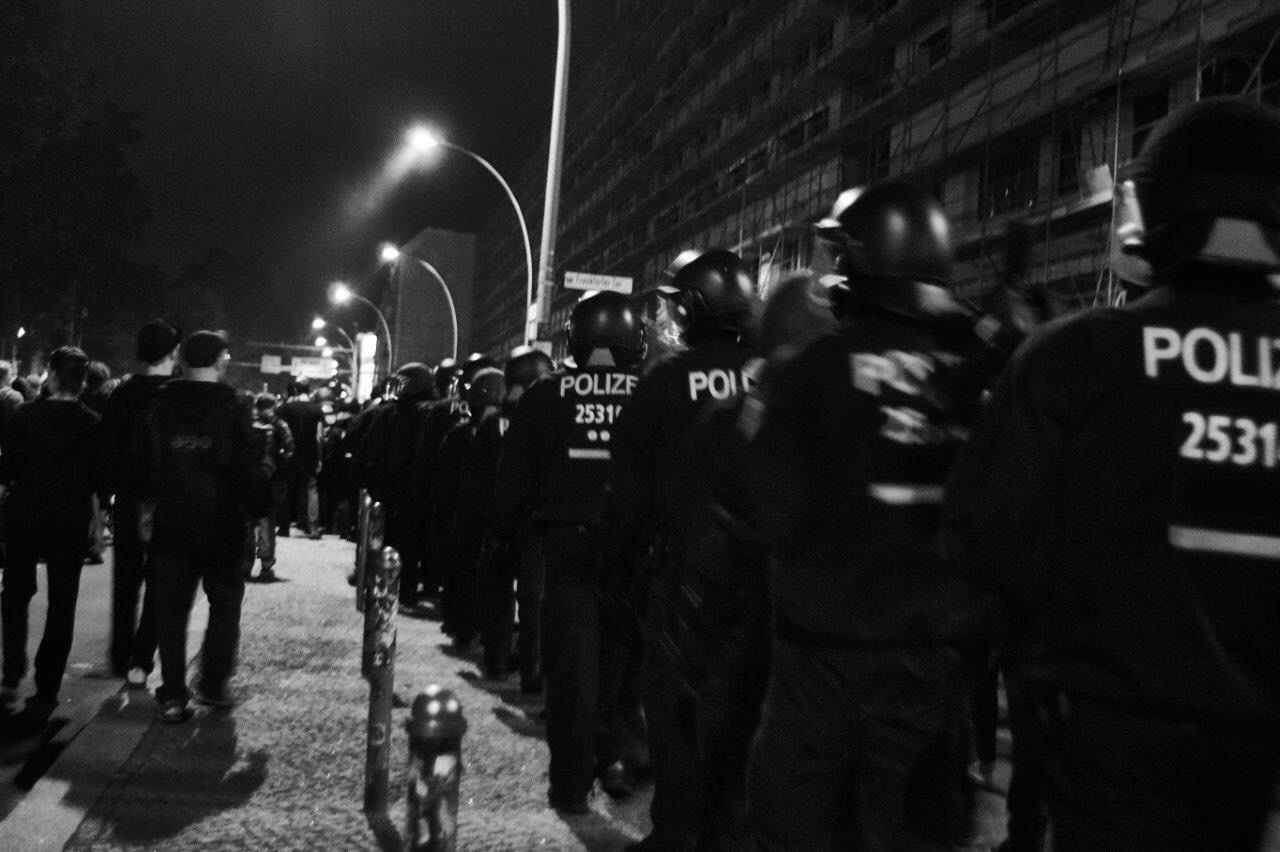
[
  {"x1": 471, "y1": 0, "x2": 1280, "y2": 356},
  {"x1": 385, "y1": 227, "x2": 476, "y2": 367}
]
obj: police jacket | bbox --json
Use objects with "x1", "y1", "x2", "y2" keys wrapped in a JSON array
[
  {"x1": 0, "y1": 398, "x2": 105, "y2": 531},
  {"x1": 358, "y1": 396, "x2": 431, "y2": 506},
  {"x1": 491, "y1": 365, "x2": 639, "y2": 534},
  {"x1": 749, "y1": 314, "x2": 994, "y2": 649},
  {"x1": 610, "y1": 333, "x2": 755, "y2": 569},
  {"x1": 452, "y1": 413, "x2": 505, "y2": 540},
  {"x1": 946, "y1": 281, "x2": 1280, "y2": 725},
  {"x1": 141, "y1": 381, "x2": 269, "y2": 553},
  {"x1": 99, "y1": 373, "x2": 167, "y2": 498}
]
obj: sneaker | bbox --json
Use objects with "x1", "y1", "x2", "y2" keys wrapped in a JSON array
[
  {"x1": 194, "y1": 684, "x2": 239, "y2": 708},
  {"x1": 258, "y1": 568, "x2": 279, "y2": 583},
  {"x1": 157, "y1": 700, "x2": 191, "y2": 723},
  {"x1": 599, "y1": 760, "x2": 635, "y2": 800},
  {"x1": 126, "y1": 667, "x2": 148, "y2": 689},
  {"x1": 0, "y1": 707, "x2": 51, "y2": 736},
  {"x1": 85, "y1": 552, "x2": 105, "y2": 565}
]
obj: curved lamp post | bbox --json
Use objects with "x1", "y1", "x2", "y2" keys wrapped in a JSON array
[
  {"x1": 312, "y1": 316, "x2": 357, "y2": 353},
  {"x1": 380, "y1": 244, "x2": 458, "y2": 361},
  {"x1": 405, "y1": 127, "x2": 534, "y2": 344},
  {"x1": 330, "y1": 282, "x2": 394, "y2": 376}
]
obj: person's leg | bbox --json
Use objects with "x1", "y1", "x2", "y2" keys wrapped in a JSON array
[
  {"x1": 305, "y1": 470, "x2": 320, "y2": 537},
  {"x1": 199, "y1": 549, "x2": 247, "y2": 695},
  {"x1": 31, "y1": 533, "x2": 87, "y2": 705},
  {"x1": 257, "y1": 516, "x2": 277, "y2": 575},
  {"x1": 479, "y1": 541, "x2": 514, "y2": 676},
  {"x1": 110, "y1": 500, "x2": 146, "y2": 674},
  {"x1": 641, "y1": 650, "x2": 703, "y2": 849},
  {"x1": 748, "y1": 642, "x2": 853, "y2": 852},
  {"x1": 130, "y1": 544, "x2": 159, "y2": 674},
  {"x1": 1, "y1": 525, "x2": 39, "y2": 691},
  {"x1": 279, "y1": 466, "x2": 299, "y2": 535},
  {"x1": 542, "y1": 581, "x2": 600, "y2": 806},
  {"x1": 87, "y1": 495, "x2": 105, "y2": 562},
  {"x1": 516, "y1": 528, "x2": 545, "y2": 692},
  {"x1": 150, "y1": 548, "x2": 202, "y2": 704},
  {"x1": 1003, "y1": 675, "x2": 1049, "y2": 852}
]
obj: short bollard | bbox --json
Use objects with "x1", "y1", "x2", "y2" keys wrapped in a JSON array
[
  {"x1": 356, "y1": 496, "x2": 381, "y2": 613},
  {"x1": 362, "y1": 545, "x2": 401, "y2": 813},
  {"x1": 406, "y1": 686, "x2": 468, "y2": 852}
]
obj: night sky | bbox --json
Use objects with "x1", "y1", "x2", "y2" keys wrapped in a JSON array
[{"x1": 61, "y1": 1, "x2": 613, "y2": 342}]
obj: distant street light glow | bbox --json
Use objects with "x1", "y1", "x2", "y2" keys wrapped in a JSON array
[
  {"x1": 315, "y1": 336, "x2": 327, "y2": 347},
  {"x1": 330, "y1": 282, "x2": 353, "y2": 305},
  {"x1": 16, "y1": 327, "x2": 25, "y2": 338},
  {"x1": 379, "y1": 243, "x2": 401, "y2": 263},
  {"x1": 311, "y1": 316, "x2": 326, "y2": 331},
  {"x1": 322, "y1": 347, "x2": 334, "y2": 358}
]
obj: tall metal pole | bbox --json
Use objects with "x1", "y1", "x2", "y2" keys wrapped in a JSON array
[
  {"x1": 535, "y1": 0, "x2": 571, "y2": 341},
  {"x1": 349, "y1": 293, "x2": 395, "y2": 376}
]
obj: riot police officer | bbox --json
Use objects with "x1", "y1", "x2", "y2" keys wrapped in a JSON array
[
  {"x1": 490, "y1": 291, "x2": 646, "y2": 814},
  {"x1": 946, "y1": 97, "x2": 1280, "y2": 851},
  {"x1": 502, "y1": 345, "x2": 556, "y2": 694},
  {"x1": 745, "y1": 180, "x2": 995, "y2": 850},
  {"x1": 609, "y1": 248, "x2": 760, "y2": 850}
]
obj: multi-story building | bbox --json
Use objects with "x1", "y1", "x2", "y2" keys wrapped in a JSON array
[
  {"x1": 384, "y1": 227, "x2": 476, "y2": 366},
  {"x1": 472, "y1": 0, "x2": 1280, "y2": 356}
]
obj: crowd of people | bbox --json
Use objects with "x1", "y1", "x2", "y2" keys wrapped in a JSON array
[{"x1": 0, "y1": 96, "x2": 1277, "y2": 850}]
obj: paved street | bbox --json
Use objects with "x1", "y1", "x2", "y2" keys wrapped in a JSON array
[{"x1": 0, "y1": 536, "x2": 1015, "y2": 850}]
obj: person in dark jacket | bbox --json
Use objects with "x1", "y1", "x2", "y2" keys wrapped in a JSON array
[
  {"x1": 0, "y1": 346, "x2": 106, "y2": 731},
  {"x1": 490, "y1": 291, "x2": 645, "y2": 815},
  {"x1": 141, "y1": 331, "x2": 271, "y2": 722},
  {"x1": 744, "y1": 182, "x2": 996, "y2": 850},
  {"x1": 276, "y1": 379, "x2": 323, "y2": 539},
  {"x1": 608, "y1": 249, "x2": 760, "y2": 850},
  {"x1": 946, "y1": 97, "x2": 1280, "y2": 852},
  {"x1": 99, "y1": 319, "x2": 181, "y2": 686},
  {"x1": 250, "y1": 393, "x2": 293, "y2": 582}
]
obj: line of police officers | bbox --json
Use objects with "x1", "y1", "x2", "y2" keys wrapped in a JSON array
[{"x1": 352, "y1": 97, "x2": 1280, "y2": 851}]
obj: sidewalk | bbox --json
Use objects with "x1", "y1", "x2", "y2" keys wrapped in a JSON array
[
  {"x1": 0, "y1": 536, "x2": 1016, "y2": 851},
  {"x1": 0, "y1": 536, "x2": 654, "y2": 851}
]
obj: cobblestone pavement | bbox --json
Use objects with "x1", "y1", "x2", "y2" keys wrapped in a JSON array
[
  {"x1": 13, "y1": 535, "x2": 1020, "y2": 850},
  {"x1": 57, "y1": 536, "x2": 653, "y2": 851}
]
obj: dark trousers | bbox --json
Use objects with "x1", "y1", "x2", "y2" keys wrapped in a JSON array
[
  {"x1": 516, "y1": 526, "x2": 545, "y2": 691},
  {"x1": 1047, "y1": 696, "x2": 1279, "y2": 852},
  {"x1": 642, "y1": 654, "x2": 703, "y2": 850},
  {"x1": 446, "y1": 529, "x2": 481, "y2": 644},
  {"x1": 478, "y1": 540, "x2": 515, "y2": 675},
  {"x1": 541, "y1": 524, "x2": 605, "y2": 800},
  {"x1": 748, "y1": 641, "x2": 969, "y2": 852},
  {"x1": 278, "y1": 463, "x2": 319, "y2": 535},
  {"x1": 386, "y1": 502, "x2": 427, "y2": 606},
  {"x1": 110, "y1": 500, "x2": 159, "y2": 674},
  {"x1": 151, "y1": 544, "x2": 246, "y2": 703},
  {"x1": 597, "y1": 594, "x2": 646, "y2": 770},
  {"x1": 1003, "y1": 676, "x2": 1048, "y2": 852},
  {"x1": 1, "y1": 523, "x2": 85, "y2": 702}
]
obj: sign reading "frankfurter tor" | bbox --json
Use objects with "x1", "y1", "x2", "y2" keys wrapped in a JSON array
[{"x1": 563, "y1": 271, "x2": 633, "y2": 294}]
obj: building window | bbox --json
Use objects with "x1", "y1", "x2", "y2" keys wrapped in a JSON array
[
  {"x1": 979, "y1": 0, "x2": 1016, "y2": 29},
  {"x1": 919, "y1": 26, "x2": 950, "y2": 67},
  {"x1": 980, "y1": 138, "x2": 1039, "y2": 218},
  {"x1": 869, "y1": 125, "x2": 892, "y2": 178},
  {"x1": 778, "y1": 120, "x2": 807, "y2": 157},
  {"x1": 1057, "y1": 127, "x2": 1080, "y2": 197},
  {"x1": 876, "y1": 45, "x2": 897, "y2": 99}
]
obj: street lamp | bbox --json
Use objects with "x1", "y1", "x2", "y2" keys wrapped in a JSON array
[
  {"x1": 315, "y1": 336, "x2": 328, "y2": 348},
  {"x1": 329, "y1": 281, "x2": 394, "y2": 376},
  {"x1": 310, "y1": 316, "x2": 326, "y2": 332},
  {"x1": 312, "y1": 317, "x2": 356, "y2": 353},
  {"x1": 380, "y1": 243, "x2": 458, "y2": 361},
  {"x1": 404, "y1": 125, "x2": 535, "y2": 343}
]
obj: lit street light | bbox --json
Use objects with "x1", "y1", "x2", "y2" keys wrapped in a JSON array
[
  {"x1": 311, "y1": 317, "x2": 356, "y2": 353},
  {"x1": 315, "y1": 336, "x2": 328, "y2": 348},
  {"x1": 329, "y1": 281, "x2": 394, "y2": 376},
  {"x1": 311, "y1": 316, "x2": 326, "y2": 332},
  {"x1": 379, "y1": 243, "x2": 458, "y2": 360},
  {"x1": 322, "y1": 346, "x2": 334, "y2": 359},
  {"x1": 404, "y1": 125, "x2": 535, "y2": 343}
]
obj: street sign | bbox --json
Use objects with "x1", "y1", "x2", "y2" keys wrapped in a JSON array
[
  {"x1": 260, "y1": 354, "x2": 283, "y2": 375},
  {"x1": 563, "y1": 271, "x2": 633, "y2": 294},
  {"x1": 289, "y1": 356, "x2": 339, "y2": 380}
]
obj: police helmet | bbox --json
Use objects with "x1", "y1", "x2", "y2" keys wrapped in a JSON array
[
  {"x1": 1121, "y1": 97, "x2": 1280, "y2": 274},
  {"x1": 565, "y1": 291, "x2": 646, "y2": 368},
  {"x1": 460, "y1": 352, "x2": 497, "y2": 387},
  {"x1": 504, "y1": 345, "x2": 555, "y2": 389},
  {"x1": 432, "y1": 357, "x2": 460, "y2": 398},
  {"x1": 466, "y1": 368, "x2": 506, "y2": 413},
  {"x1": 658, "y1": 248, "x2": 756, "y2": 333},
  {"x1": 815, "y1": 179, "x2": 965, "y2": 323},
  {"x1": 395, "y1": 362, "x2": 433, "y2": 401},
  {"x1": 759, "y1": 273, "x2": 837, "y2": 363}
]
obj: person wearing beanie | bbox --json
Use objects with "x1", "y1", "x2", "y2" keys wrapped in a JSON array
[
  {"x1": 140, "y1": 331, "x2": 271, "y2": 722},
  {"x1": 0, "y1": 347, "x2": 106, "y2": 732},
  {"x1": 99, "y1": 318, "x2": 181, "y2": 688}
]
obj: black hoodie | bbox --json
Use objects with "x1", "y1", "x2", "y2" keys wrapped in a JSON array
[
  {"x1": 100, "y1": 373, "x2": 169, "y2": 498},
  {"x1": 0, "y1": 398, "x2": 105, "y2": 530},
  {"x1": 140, "y1": 380, "x2": 269, "y2": 554}
]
